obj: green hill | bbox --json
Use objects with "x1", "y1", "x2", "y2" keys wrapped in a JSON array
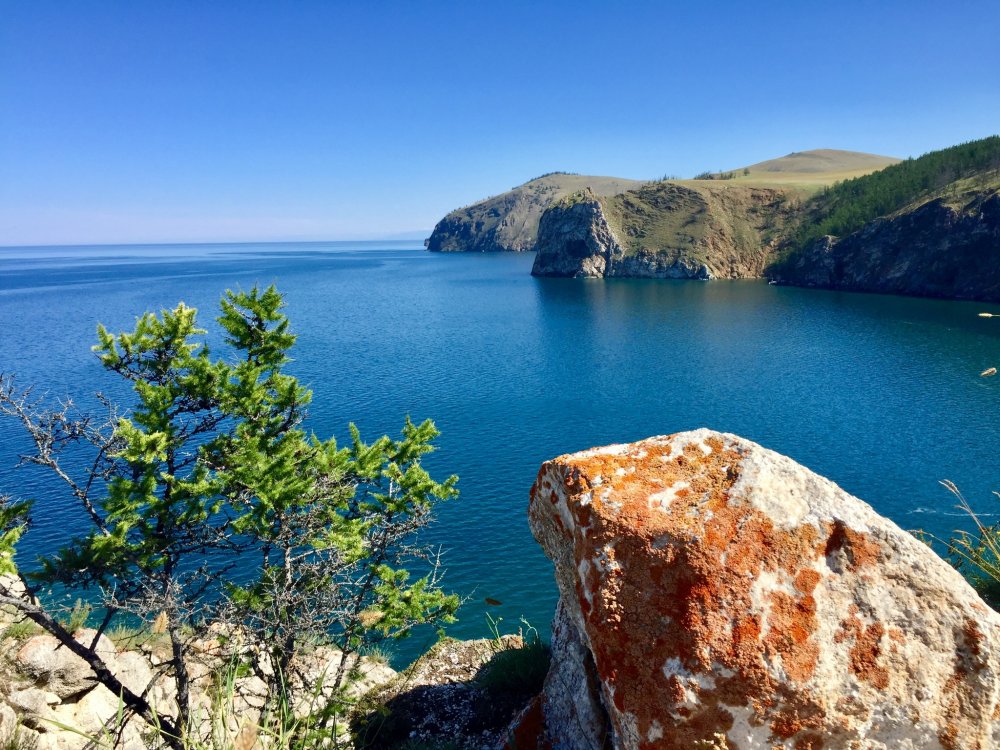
[
  {"x1": 772, "y1": 136, "x2": 1000, "y2": 300},
  {"x1": 791, "y1": 136, "x2": 1000, "y2": 249}
]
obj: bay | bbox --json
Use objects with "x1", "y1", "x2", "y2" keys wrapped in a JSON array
[{"x1": 1, "y1": 241, "x2": 999, "y2": 665}]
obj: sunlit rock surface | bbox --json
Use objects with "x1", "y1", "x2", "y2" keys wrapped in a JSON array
[{"x1": 524, "y1": 429, "x2": 1000, "y2": 749}]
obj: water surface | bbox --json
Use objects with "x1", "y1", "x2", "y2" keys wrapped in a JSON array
[{"x1": 2, "y1": 241, "x2": 999, "y2": 664}]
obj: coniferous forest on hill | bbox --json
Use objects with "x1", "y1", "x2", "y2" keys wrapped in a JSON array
[{"x1": 793, "y1": 135, "x2": 1000, "y2": 248}]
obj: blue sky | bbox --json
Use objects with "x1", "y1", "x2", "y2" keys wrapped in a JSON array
[{"x1": 2, "y1": 1, "x2": 999, "y2": 245}]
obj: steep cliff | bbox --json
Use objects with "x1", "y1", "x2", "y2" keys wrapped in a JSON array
[
  {"x1": 425, "y1": 173, "x2": 644, "y2": 253},
  {"x1": 531, "y1": 182, "x2": 801, "y2": 279},
  {"x1": 771, "y1": 183, "x2": 1000, "y2": 301}
]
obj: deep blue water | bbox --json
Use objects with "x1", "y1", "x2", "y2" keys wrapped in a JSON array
[{"x1": 2, "y1": 241, "x2": 1000, "y2": 666}]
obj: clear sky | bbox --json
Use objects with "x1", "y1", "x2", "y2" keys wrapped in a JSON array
[{"x1": 2, "y1": 1, "x2": 999, "y2": 246}]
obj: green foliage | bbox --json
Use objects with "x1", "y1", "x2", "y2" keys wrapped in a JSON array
[
  {"x1": 793, "y1": 135, "x2": 1000, "y2": 249},
  {"x1": 1, "y1": 618, "x2": 42, "y2": 642},
  {"x1": 0, "y1": 496, "x2": 31, "y2": 577},
  {"x1": 941, "y1": 480, "x2": 1000, "y2": 609},
  {"x1": 476, "y1": 617, "x2": 551, "y2": 697},
  {"x1": 0, "y1": 284, "x2": 460, "y2": 747},
  {"x1": 58, "y1": 600, "x2": 92, "y2": 632}
]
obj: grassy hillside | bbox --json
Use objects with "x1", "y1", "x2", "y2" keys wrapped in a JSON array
[
  {"x1": 791, "y1": 136, "x2": 1000, "y2": 248},
  {"x1": 742, "y1": 148, "x2": 899, "y2": 177},
  {"x1": 427, "y1": 149, "x2": 899, "y2": 254},
  {"x1": 680, "y1": 149, "x2": 900, "y2": 191},
  {"x1": 585, "y1": 150, "x2": 897, "y2": 273}
]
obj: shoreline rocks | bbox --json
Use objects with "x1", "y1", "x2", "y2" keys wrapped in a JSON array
[
  {"x1": 0, "y1": 624, "x2": 397, "y2": 749},
  {"x1": 772, "y1": 191, "x2": 1000, "y2": 302},
  {"x1": 530, "y1": 184, "x2": 795, "y2": 280}
]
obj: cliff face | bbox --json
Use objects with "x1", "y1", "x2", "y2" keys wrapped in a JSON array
[
  {"x1": 531, "y1": 182, "x2": 799, "y2": 279},
  {"x1": 426, "y1": 190, "x2": 540, "y2": 253},
  {"x1": 519, "y1": 429, "x2": 1000, "y2": 750},
  {"x1": 425, "y1": 173, "x2": 644, "y2": 253},
  {"x1": 772, "y1": 189, "x2": 1000, "y2": 301}
]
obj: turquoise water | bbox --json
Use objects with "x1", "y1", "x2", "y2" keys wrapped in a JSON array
[{"x1": 2, "y1": 241, "x2": 1000, "y2": 665}]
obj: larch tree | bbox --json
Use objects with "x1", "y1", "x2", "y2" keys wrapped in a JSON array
[{"x1": 0, "y1": 285, "x2": 459, "y2": 749}]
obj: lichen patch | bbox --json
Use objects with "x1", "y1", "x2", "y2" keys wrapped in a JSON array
[{"x1": 529, "y1": 430, "x2": 1000, "y2": 749}]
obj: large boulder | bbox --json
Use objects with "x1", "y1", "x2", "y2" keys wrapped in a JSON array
[{"x1": 526, "y1": 429, "x2": 1000, "y2": 749}]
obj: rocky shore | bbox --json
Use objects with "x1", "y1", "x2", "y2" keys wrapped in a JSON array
[
  {"x1": 5, "y1": 430, "x2": 999, "y2": 749},
  {"x1": 772, "y1": 190, "x2": 1000, "y2": 301}
]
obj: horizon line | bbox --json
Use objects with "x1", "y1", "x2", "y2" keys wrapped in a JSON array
[{"x1": 0, "y1": 236, "x2": 434, "y2": 250}]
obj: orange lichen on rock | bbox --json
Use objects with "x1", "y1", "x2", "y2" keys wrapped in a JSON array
[
  {"x1": 506, "y1": 695, "x2": 552, "y2": 750},
  {"x1": 530, "y1": 434, "x2": 836, "y2": 747},
  {"x1": 529, "y1": 430, "x2": 1000, "y2": 749},
  {"x1": 850, "y1": 621, "x2": 889, "y2": 690},
  {"x1": 822, "y1": 520, "x2": 881, "y2": 572}
]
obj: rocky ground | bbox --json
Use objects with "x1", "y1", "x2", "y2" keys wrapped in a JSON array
[
  {"x1": 0, "y1": 596, "x2": 543, "y2": 750},
  {"x1": 0, "y1": 615, "x2": 397, "y2": 749},
  {"x1": 353, "y1": 634, "x2": 545, "y2": 750}
]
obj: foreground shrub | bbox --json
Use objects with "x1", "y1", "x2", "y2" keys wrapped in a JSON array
[{"x1": 0, "y1": 285, "x2": 458, "y2": 748}]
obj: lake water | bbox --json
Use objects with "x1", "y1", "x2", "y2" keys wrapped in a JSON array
[{"x1": 2, "y1": 241, "x2": 1000, "y2": 665}]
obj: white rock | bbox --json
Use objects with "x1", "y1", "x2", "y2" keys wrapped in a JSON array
[{"x1": 15, "y1": 629, "x2": 116, "y2": 700}]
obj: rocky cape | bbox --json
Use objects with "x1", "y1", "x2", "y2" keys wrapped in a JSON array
[
  {"x1": 425, "y1": 173, "x2": 644, "y2": 253},
  {"x1": 772, "y1": 187, "x2": 1000, "y2": 301},
  {"x1": 427, "y1": 144, "x2": 1000, "y2": 302},
  {"x1": 530, "y1": 183, "x2": 799, "y2": 280}
]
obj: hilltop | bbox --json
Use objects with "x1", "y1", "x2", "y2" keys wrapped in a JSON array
[
  {"x1": 532, "y1": 136, "x2": 1000, "y2": 301},
  {"x1": 424, "y1": 172, "x2": 645, "y2": 253},
  {"x1": 732, "y1": 148, "x2": 900, "y2": 184},
  {"x1": 426, "y1": 150, "x2": 895, "y2": 256}
]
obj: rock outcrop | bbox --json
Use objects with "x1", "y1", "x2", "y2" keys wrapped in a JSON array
[
  {"x1": 522, "y1": 429, "x2": 1000, "y2": 749},
  {"x1": 531, "y1": 183, "x2": 798, "y2": 279},
  {"x1": 771, "y1": 190, "x2": 1000, "y2": 302},
  {"x1": 426, "y1": 173, "x2": 644, "y2": 253},
  {"x1": 354, "y1": 635, "x2": 541, "y2": 749}
]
